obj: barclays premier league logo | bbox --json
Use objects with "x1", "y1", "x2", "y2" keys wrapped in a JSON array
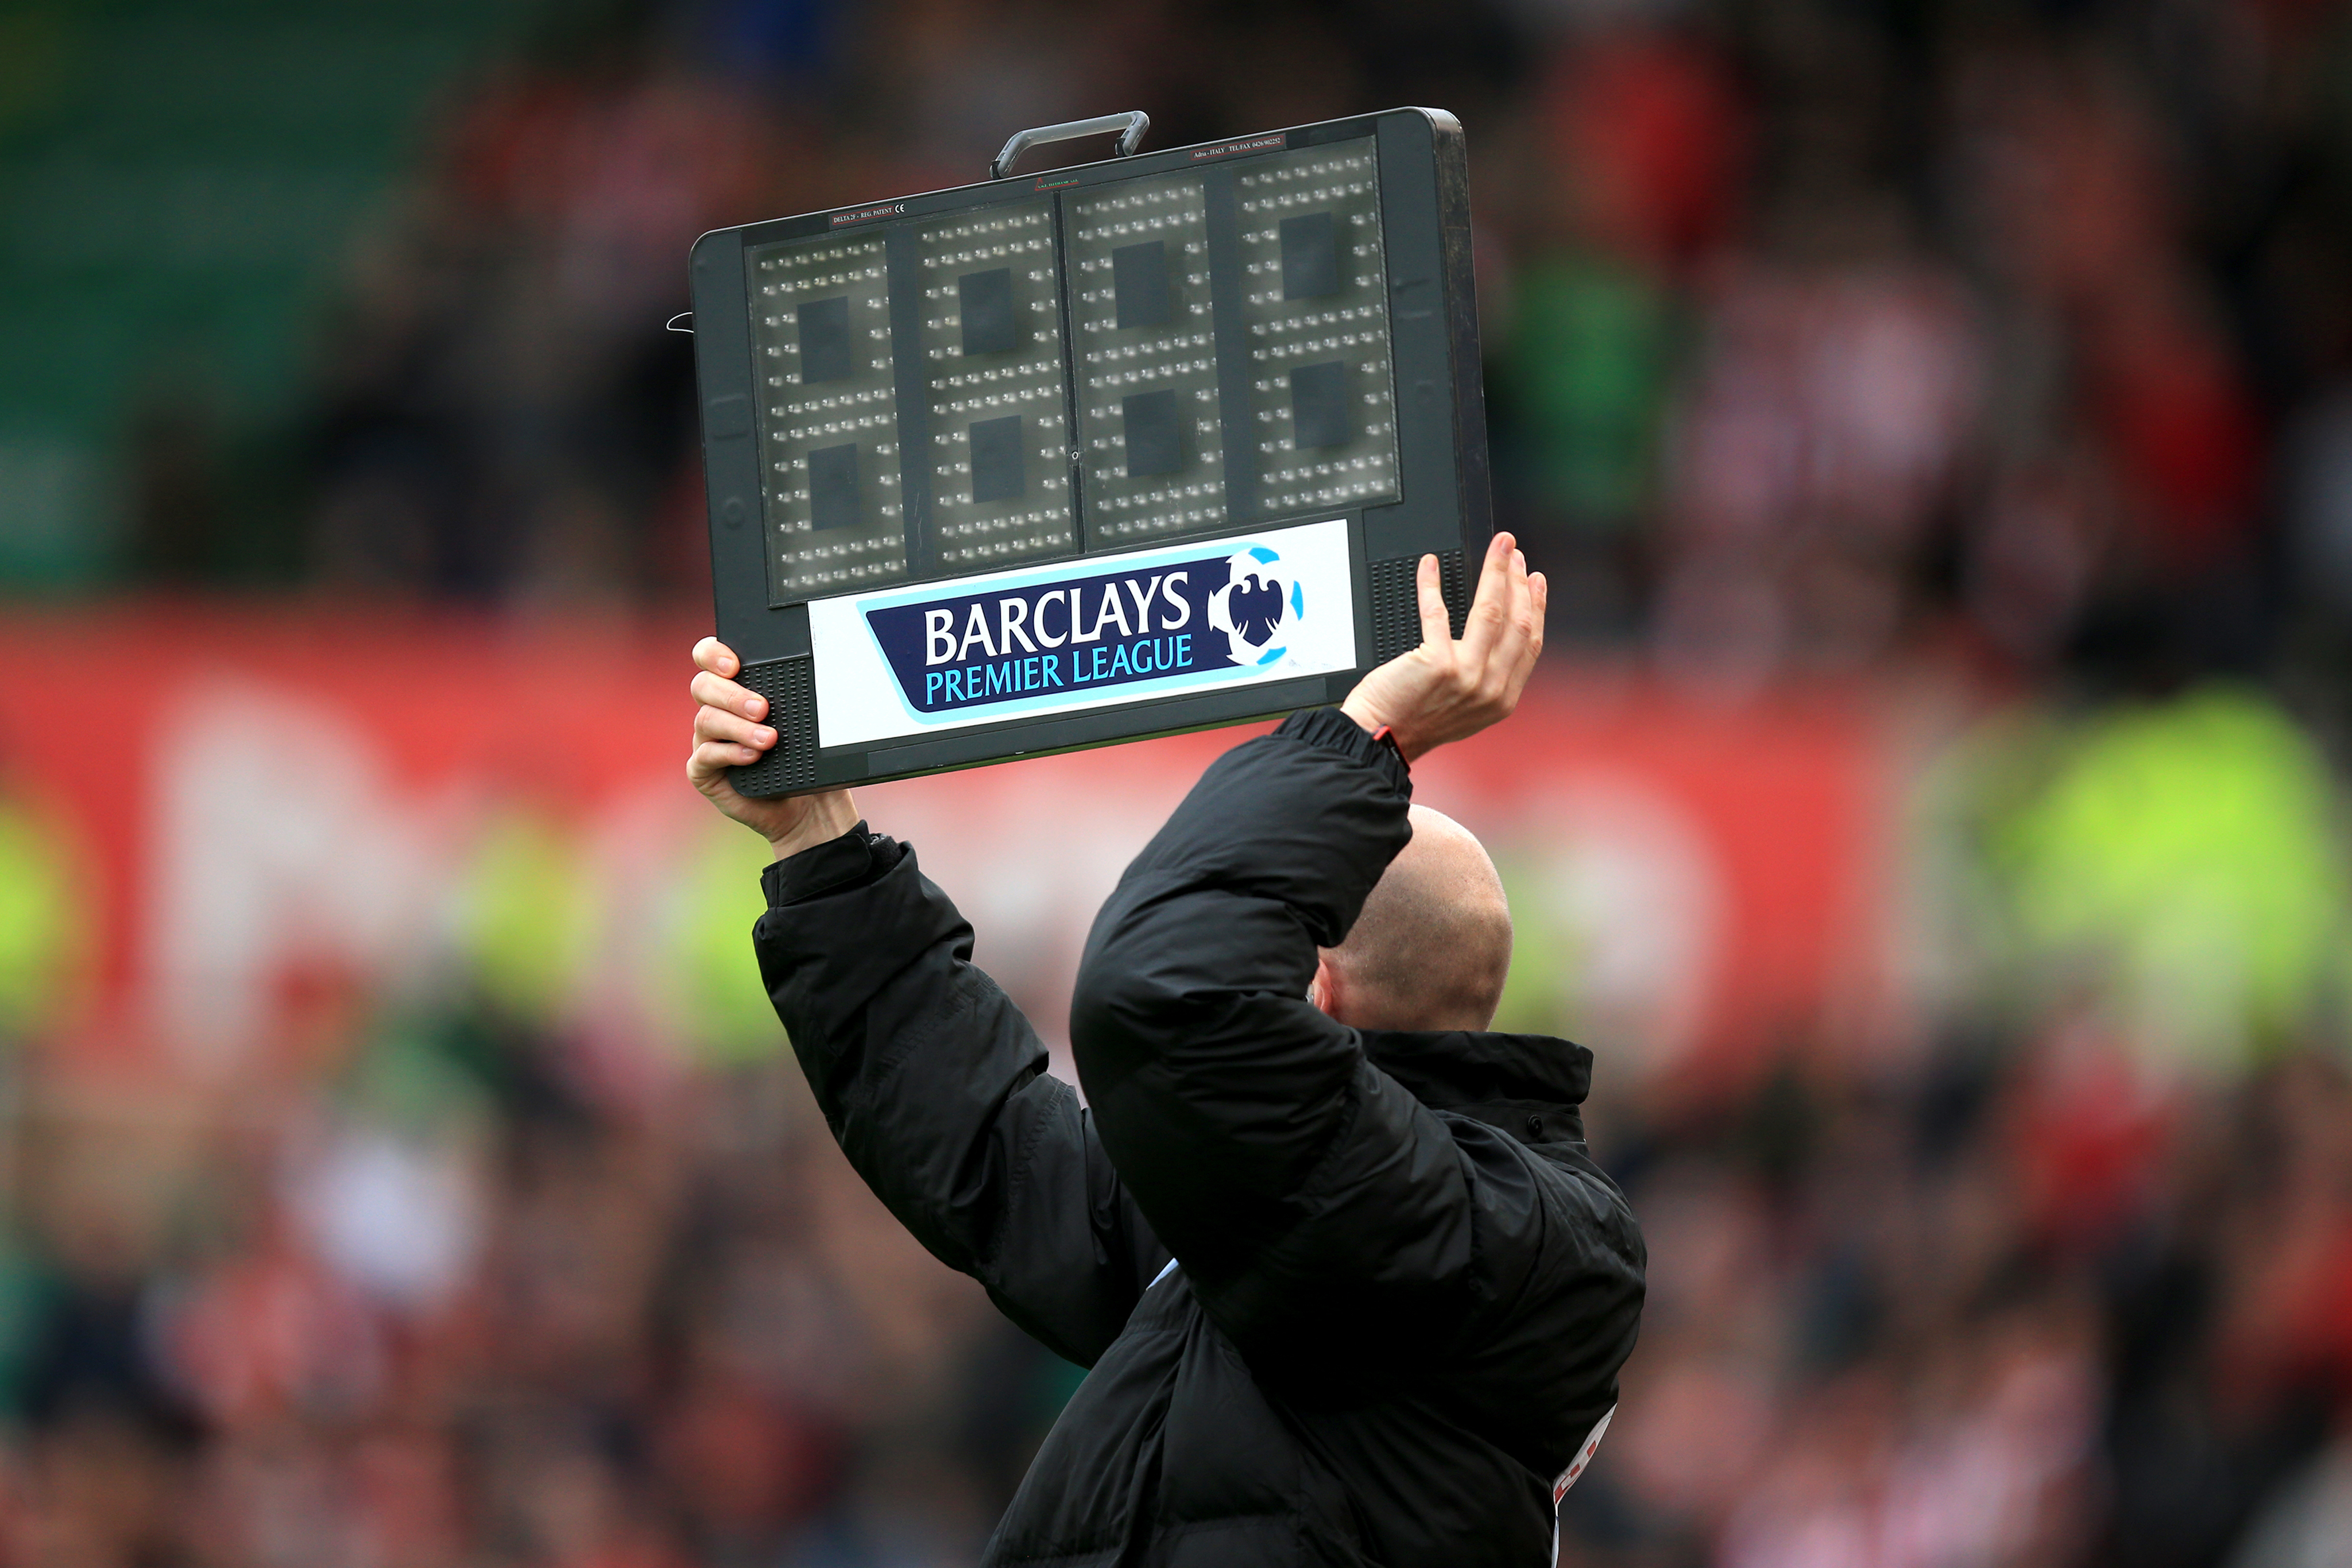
[
  {"x1": 861, "y1": 536, "x2": 1321, "y2": 718},
  {"x1": 804, "y1": 514, "x2": 1355, "y2": 747},
  {"x1": 1206, "y1": 545, "x2": 1306, "y2": 669}
]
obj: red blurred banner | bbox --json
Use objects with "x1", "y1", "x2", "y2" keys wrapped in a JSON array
[{"x1": 0, "y1": 607, "x2": 1891, "y2": 1090}]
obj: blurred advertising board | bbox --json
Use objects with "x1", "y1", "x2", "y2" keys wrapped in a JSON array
[{"x1": 0, "y1": 608, "x2": 1888, "y2": 1096}]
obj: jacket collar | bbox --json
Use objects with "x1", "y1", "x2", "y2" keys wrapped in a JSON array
[{"x1": 1360, "y1": 1029, "x2": 1593, "y2": 1120}]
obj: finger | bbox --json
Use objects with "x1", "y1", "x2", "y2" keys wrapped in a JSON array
[
  {"x1": 1413, "y1": 553, "x2": 1449, "y2": 652},
  {"x1": 1511, "y1": 547, "x2": 1534, "y2": 638},
  {"x1": 691, "y1": 669, "x2": 768, "y2": 722},
  {"x1": 1459, "y1": 532, "x2": 1516, "y2": 664},
  {"x1": 695, "y1": 704, "x2": 776, "y2": 750},
  {"x1": 1480, "y1": 548, "x2": 1533, "y2": 696},
  {"x1": 693, "y1": 636, "x2": 740, "y2": 677},
  {"x1": 688, "y1": 738, "x2": 762, "y2": 783},
  {"x1": 1497, "y1": 567, "x2": 1549, "y2": 706}
]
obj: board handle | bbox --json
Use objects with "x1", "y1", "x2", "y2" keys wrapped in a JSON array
[{"x1": 989, "y1": 111, "x2": 1151, "y2": 180}]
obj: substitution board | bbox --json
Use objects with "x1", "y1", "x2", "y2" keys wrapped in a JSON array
[{"x1": 688, "y1": 106, "x2": 1489, "y2": 796}]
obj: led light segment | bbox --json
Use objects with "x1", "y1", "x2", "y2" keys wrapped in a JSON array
[
  {"x1": 746, "y1": 232, "x2": 907, "y2": 600},
  {"x1": 1237, "y1": 142, "x2": 1401, "y2": 517},
  {"x1": 917, "y1": 199, "x2": 1077, "y2": 570},
  {"x1": 1067, "y1": 173, "x2": 1226, "y2": 548}
]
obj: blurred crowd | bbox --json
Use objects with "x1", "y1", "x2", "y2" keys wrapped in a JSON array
[
  {"x1": 187, "y1": 0, "x2": 2352, "y2": 704},
  {"x1": 20, "y1": 0, "x2": 2352, "y2": 1565},
  {"x1": 3, "y1": 1016, "x2": 1063, "y2": 1568}
]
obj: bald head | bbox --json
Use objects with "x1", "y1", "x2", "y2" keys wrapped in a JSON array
[{"x1": 1314, "y1": 806, "x2": 1514, "y2": 1034}]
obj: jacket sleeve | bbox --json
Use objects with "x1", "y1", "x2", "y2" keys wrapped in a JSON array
[
  {"x1": 755, "y1": 826, "x2": 1167, "y2": 1368},
  {"x1": 1068, "y1": 708, "x2": 1642, "y2": 1391}
]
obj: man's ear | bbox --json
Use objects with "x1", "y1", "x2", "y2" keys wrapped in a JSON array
[{"x1": 1310, "y1": 951, "x2": 1341, "y2": 1020}]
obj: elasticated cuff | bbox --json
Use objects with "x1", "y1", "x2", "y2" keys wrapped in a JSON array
[
  {"x1": 759, "y1": 820, "x2": 896, "y2": 908},
  {"x1": 1274, "y1": 706, "x2": 1412, "y2": 799}
]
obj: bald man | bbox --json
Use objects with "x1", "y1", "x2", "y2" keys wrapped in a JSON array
[
  {"x1": 688, "y1": 533, "x2": 1644, "y2": 1567},
  {"x1": 1311, "y1": 804, "x2": 1514, "y2": 1034}
]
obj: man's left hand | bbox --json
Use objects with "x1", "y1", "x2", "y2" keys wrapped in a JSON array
[{"x1": 687, "y1": 636, "x2": 858, "y2": 859}]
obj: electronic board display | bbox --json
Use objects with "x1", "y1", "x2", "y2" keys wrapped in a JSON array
[{"x1": 689, "y1": 106, "x2": 1488, "y2": 796}]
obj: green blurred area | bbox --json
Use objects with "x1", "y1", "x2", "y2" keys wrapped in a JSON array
[
  {"x1": 0, "y1": 793, "x2": 87, "y2": 1038},
  {"x1": 1495, "y1": 252, "x2": 1678, "y2": 531},
  {"x1": 0, "y1": 0, "x2": 533, "y2": 589},
  {"x1": 1922, "y1": 684, "x2": 2352, "y2": 1075}
]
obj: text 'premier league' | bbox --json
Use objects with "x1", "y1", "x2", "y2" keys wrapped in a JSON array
[{"x1": 863, "y1": 545, "x2": 1310, "y2": 715}]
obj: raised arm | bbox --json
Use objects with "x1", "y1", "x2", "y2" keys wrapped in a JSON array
[
  {"x1": 1068, "y1": 706, "x2": 1420, "y2": 1345},
  {"x1": 1067, "y1": 537, "x2": 1601, "y2": 1369},
  {"x1": 690, "y1": 640, "x2": 1165, "y2": 1367}
]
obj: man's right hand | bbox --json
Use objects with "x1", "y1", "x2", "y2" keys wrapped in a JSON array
[
  {"x1": 687, "y1": 637, "x2": 858, "y2": 860},
  {"x1": 1339, "y1": 531, "x2": 1547, "y2": 761}
]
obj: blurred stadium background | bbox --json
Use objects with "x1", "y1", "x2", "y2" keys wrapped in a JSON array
[{"x1": 4, "y1": 1, "x2": 2352, "y2": 1565}]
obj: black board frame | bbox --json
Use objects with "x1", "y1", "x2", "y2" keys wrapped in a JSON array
[{"x1": 689, "y1": 106, "x2": 1489, "y2": 796}]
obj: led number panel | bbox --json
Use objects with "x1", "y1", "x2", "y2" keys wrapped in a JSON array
[
  {"x1": 691, "y1": 108, "x2": 1489, "y2": 797},
  {"x1": 746, "y1": 233, "x2": 908, "y2": 598},
  {"x1": 1239, "y1": 142, "x2": 1401, "y2": 516},
  {"x1": 1067, "y1": 172, "x2": 1227, "y2": 548},
  {"x1": 918, "y1": 199, "x2": 1078, "y2": 571}
]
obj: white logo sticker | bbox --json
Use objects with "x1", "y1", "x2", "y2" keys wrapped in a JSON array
[{"x1": 1553, "y1": 1405, "x2": 1615, "y2": 1505}]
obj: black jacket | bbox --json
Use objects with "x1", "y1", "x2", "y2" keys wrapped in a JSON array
[{"x1": 755, "y1": 707, "x2": 1645, "y2": 1567}]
